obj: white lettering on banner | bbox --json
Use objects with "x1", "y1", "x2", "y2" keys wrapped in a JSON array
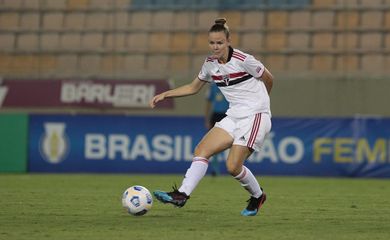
[
  {"x1": 129, "y1": 135, "x2": 151, "y2": 160},
  {"x1": 248, "y1": 132, "x2": 305, "y2": 164},
  {"x1": 278, "y1": 137, "x2": 304, "y2": 164},
  {"x1": 84, "y1": 134, "x2": 193, "y2": 162},
  {"x1": 152, "y1": 135, "x2": 173, "y2": 161},
  {"x1": 108, "y1": 134, "x2": 129, "y2": 159},
  {"x1": 0, "y1": 86, "x2": 8, "y2": 107},
  {"x1": 84, "y1": 132, "x2": 304, "y2": 164},
  {"x1": 85, "y1": 134, "x2": 106, "y2": 159},
  {"x1": 61, "y1": 82, "x2": 155, "y2": 107}
]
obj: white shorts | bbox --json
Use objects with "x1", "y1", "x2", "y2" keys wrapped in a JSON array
[{"x1": 215, "y1": 113, "x2": 271, "y2": 152}]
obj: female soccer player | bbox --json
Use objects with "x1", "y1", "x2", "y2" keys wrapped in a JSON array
[{"x1": 149, "y1": 18, "x2": 274, "y2": 216}]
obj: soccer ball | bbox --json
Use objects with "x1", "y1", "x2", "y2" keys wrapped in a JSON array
[{"x1": 122, "y1": 185, "x2": 153, "y2": 216}]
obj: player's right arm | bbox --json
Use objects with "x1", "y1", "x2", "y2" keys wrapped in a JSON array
[{"x1": 149, "y1": 77, "x2": 206, "y2": 108}]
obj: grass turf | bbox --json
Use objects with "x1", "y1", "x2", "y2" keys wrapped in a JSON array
[{"x1": 0, "y1": 174, "x2": 389, "y2": 240}]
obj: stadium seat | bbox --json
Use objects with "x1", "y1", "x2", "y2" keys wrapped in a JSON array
[
  {"x1": 312, "y1": 0, "x2": 336, "y2": 7},
  {"x1": 42, "y1": 13, "x2": 64, "y2": 30},
  {"x1": 131, "y1": 0, "x2": 153, "y2": 10},
  {"x1": 0, "y1": 12, "x2": 20, "y2": 30},
  {"x1": 312, "y1": 11, "x2": 335, "y2": 28},
  {"x1": 170, "y1": 33, "x2": 192, "y2": 53},
  {"x1": 19, "y1": 13, "x2": 40, "y2": 30},
  {"x1": 124, "y1": 54, "x2": 146, "y2": 74},
  {"x1": 151, "y1": 11, "x2": 175, "y2": 30},
  {"x1": 89, "y1": 0, "x2": 113, "y2": 10},
  {"x1": 104, "y1": 33, "x2": 127, "y2": 50},
  {"x1": 129, "y1": 11, "x2": 153, "y2": 30},
  {"x1": 336, "y1": 11, "x2": 359, "y2": 29},
  {"x1": 127, "y1": 33, "x2": 149, "y2": 51},
  {"x1": 241, "y1": 11, "x2": 265, "y2": 30},
  {"x1": 268, "y1": 0, "x2": 310, "y2": 9},
  {"x1": 288, "y1": 11, "x2": 311, "y2": 29},
  {"x1": 0, "y1": 34, "x2": 15, "y2": 49},
  {"x1": 195, "y1": 0, "x2": 219, "y2": 10},
  {"x1": 173, "y1": 11, "x2": 194, "y2": 30},
  {"x1": 335, "y1": 33, "x2": 358, "y2": 50},
  {"x1": 361, "y1": 11, "x2": 383, "y2": 29},
  {"x1": 101, "y1": 55, "x2": 125, "y2": 73},
  {"x1": 67, "y1": 0, "x2": 89, "y2": 9},
  {"x1": 287, "y1": 33, "x2": 310, "y2": 50},
  {"x1": 361, "y1": 54, "x2": 384, "y2": 72},
  {"x1": 218, "y1": 11, "x2": 242, "y2": 29},
  {"x1": 64, "y1": 13, "x2": 86, "y2": 30},
  {"x1": 169, "y1": 55, "x2": 191, "y2": 75},
  {"x1": 267, "y1": 11, "x2": 288, "y2": 29},
  {"x1": 265, "y1": 33, "x2": 287, "y2": 50},
  {"x1": 335, "y1": 54, "x2": 358, "y2": 72},
  {"x1": 312, "y1": 33, "x2": 334, "y2": 50},
  {"x1": 193, "y1": 32, "x2": 209, "y2": 52},
  {"x1": 2, "y1": 0, "x2": 24, "y2": 9},
  {"x1": 264, "y1": 54, "x2": 286, "y2": 72},
  {"x1": 311, "y1": 55, "x2": 334, "y2": 72},
  {"x1": 81, "y1": 33, "x2": 104, "y2": 50},
  {"x1": 79, "y1": 54, "x2": 102, "y2": 76},
  {"x1": 16, "y1": 33, "x2": 39, "y2": 51},
  {"x1": 41, "y1": 33, "x2": 61, "y2": 51},
  {"x1": 149, "y1": 33, "x2": 171, "y2": 52},
  {"x1": 146, "y1": 55, "x2": 170, "y2": 75},
  {"x1": 360, "y1": 0, "x2": 383, "y2": 7},
  {"x1": 21, "y1": 0, "x2": 41, "y2": 9},
  {"x1": 60, "y1": 33, "x2": 82, "y2": 51},
  {"x1": 85, "y1": 13, "x2": 108, "y2": 30},
  {"x1": 287, "y1": 54, "x2": 310, "y2": 71},
  {"x1": 196, "y1": 11, "x2": 219, "y2": 29},
  {"x1": 45, "y1": 0, "x2": 67, "y2": 10},
  {"x1": 385, "y1": 34, "x2": 390, "y2": 50},
  {"x1": 360, "y1": 33, "x2": 382, "y2": 50},
  {"x1": 241, "y1": 33, "x2": 263, "y2": 51}
]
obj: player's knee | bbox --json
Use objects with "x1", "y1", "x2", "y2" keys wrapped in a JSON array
[
  {"x1": 193, "y1": 144, "x2": 208, "y2": 158},
  {"x1": 226, "y1": 161, "x2": 241, "y2": 176}
]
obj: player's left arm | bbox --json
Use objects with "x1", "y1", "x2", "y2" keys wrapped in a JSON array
[
  {"x1": 242, "y1": 55, "x2": 274, "y2": 95},
  {"x1": 259, "y1": 68, "x2": 273, "y2": 95}
]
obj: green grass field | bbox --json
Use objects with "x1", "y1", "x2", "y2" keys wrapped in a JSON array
[{"x1": 0, "y1": 174, "x2": 389, "y2": 240}]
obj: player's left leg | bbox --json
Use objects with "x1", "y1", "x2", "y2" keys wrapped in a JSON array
[
  {"x1": 226, "y1": 145, "x2": 266, "y2": 216},
  {"x1": 227, "y1": 113, "x2": 271, "y2": 216}
]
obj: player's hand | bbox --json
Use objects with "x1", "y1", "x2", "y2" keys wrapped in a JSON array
[{"x1": 149, "y1": 93, "x2": 166, "y2": 108}]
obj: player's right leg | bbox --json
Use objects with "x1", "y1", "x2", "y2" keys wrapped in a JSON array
[{"x1": 154, "y1": 126, "x2": 233, "y2": 207}]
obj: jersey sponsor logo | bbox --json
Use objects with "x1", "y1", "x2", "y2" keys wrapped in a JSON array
[{"x1": 222, "y1": 75, "x2": 230, "y2": 86}]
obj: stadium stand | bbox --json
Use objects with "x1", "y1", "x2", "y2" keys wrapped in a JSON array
[{"x1": 0, "y1": 0, "x2": 389, "y2": 80}]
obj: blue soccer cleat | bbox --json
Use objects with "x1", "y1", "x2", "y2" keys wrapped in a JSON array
[
  {"x1": 241, "y1": 190, "x2": 267, "y2": 216},
  {"x1": 153, "y1": 186, "x2": 189, "y2": 208}
]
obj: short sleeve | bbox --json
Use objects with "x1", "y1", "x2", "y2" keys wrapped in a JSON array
[
  {"x1": 198, "y1": 60, "x2": 212, "y2": 82},
  {"x1": 242, "y1": 55, "x2": 265, "y2": 79}
]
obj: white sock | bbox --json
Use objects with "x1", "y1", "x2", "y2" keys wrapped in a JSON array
[
  {"x1": 179, "y1": 157, "x2": 209, "y2": 196},
  {"x1": 234, "y1": 166, "x2": 262, "y2": 198}
]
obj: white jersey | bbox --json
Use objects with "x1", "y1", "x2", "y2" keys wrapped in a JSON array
[{"x1": 198, "y1": 47, "x2": 271, "y2": 118}]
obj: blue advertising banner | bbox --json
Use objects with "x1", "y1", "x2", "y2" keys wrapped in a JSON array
[{"x1": 28, "y1": 115, "x2": 390, "y2": 177}]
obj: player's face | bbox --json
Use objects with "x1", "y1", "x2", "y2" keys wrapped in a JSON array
[{"x1": 208, "y1": 32, "x2": 230, "y2": 61}]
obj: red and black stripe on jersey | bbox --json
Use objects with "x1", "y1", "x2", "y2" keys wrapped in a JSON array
[{"x1": 212, "y1": 72, "x2": 253, "y2": 87}]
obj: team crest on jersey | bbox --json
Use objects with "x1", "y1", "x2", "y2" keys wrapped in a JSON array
[{"x1": 222, "y1": 75, "x2": 230, "y2": 86}]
